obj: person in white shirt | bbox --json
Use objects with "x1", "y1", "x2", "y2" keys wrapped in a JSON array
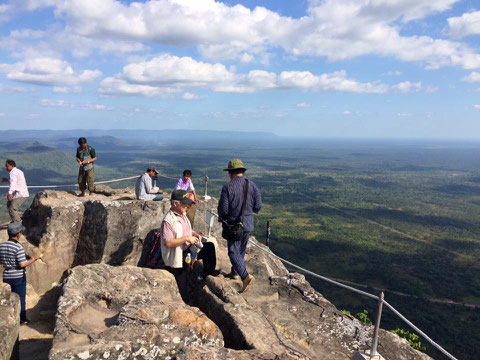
[
  {"x1": 1, "y1": 160, "x2": 29, "y2": 223},
  {"x1": 135, "y1": 166, "x2": 164, "y2": 201}
]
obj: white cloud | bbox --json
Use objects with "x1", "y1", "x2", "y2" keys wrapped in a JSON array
[
  {"x1": 38, "y1": 0, "x2": 476, "y2": 70},
  {"x1": 474, "y1": 104, "x2": 480, "y2": 109},
  {"x1": 80, "y1": 104, "x2": 113, "y2": 111},
  {"x1": 0, "y1": 113, "x2": 5, "y2": 117},
  {"x1": 397, "y1": 112, "x2": 412, "y2": 117},
  {"x1": 39, "y1": 98, "x2": 71, "y2": 107},
  {"x1": 0, "y1": 57, "x2": 101, "y2": 86},
  {"x1": 462, "y1": 72, "x2": 480, "y2": 83},
  {"x1": 0, "y1": 0, "x2": 59, "y2": 21},
  {"x1": 343, "y1": 110, "x2": 352, "y2": 115},
  {"x1": 52, "y1": 86, "x2": 82, "y2": 94},
  {"x1": 387, "y1": 71, "x2": 402, "y2": 76},
  {"x1": 392, "y1": 81, "x2": 422, "y2": 93},
  {"x1": 99, "y1": 54, "x2": 391, "y2": 96},
  {"x1": 296, "y1": 103, "x2": 311, "y2": 108},
  {"x1": 182, "y1": 92, "x2": 200, "y2": 100},
  {"x1": 448, "y1": 11, "x2": 480, "y2": 38},
  {"x1": 39, "y1": 98, "x2": 112, "y2": 110},
  {"x1": 0, "y1": 83, "x2": 34, "y2": 93}
]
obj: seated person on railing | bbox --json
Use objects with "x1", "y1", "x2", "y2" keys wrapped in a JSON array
[{"x1": 135, "y1": 166, "x2": 164, "y2": 201}]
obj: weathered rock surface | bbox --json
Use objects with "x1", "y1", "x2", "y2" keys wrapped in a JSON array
[
  {"x1": 21, "y1": 188, "x2": 219, "y2": 298},
  {"x1": 0, "y1": 282, "x2": 20, "y2": 360},
  {"x1": 13, "y1": 188, "x2": 433, "y2": 359},
  {"x1": 196, "y1": 240, "x2": 431, "y2": 360},
  {"x1": 50, "y1": 264, "x2": 223, "y2": 360}
]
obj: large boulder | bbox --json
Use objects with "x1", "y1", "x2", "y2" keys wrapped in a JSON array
[
  {"x1": 21, "y1": 188, "x2": 220, "y2": 298},
  {"x1": 21, "y1": 189, "x2": 169, "y2": 297},
  {"x1": 49, "y1": 264, "x2": 224, "y2": 360},
  {"x1": 0, "y1": 282, "x2": 20, "y2": 360},
  {"x1": 196, "y1": 238, "x2": 432, "y2": 360},
  {"x1": 17, "y1": 188, "x2": 434, "y2": 359}
]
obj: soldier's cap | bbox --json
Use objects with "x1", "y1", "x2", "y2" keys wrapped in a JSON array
[
  {"x1": 171, "y1": 189, "x2": 195, "y2": 205},
  {"x1": 223, "y1": 158, "x2": 247, "y2": 171},
  {"x1": 7, "y1": 222, "x2": 26, "y2": 236},
  {"x1": 146, "y1": 166, "x2": 159, "y2": 174}
]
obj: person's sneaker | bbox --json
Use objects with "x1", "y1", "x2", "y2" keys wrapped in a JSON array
[
  {"x1": 20, "y1": 318, "x2": 30, "y2": 325},
  {"x1": 241, "y1": 274, "x2": 255, "y2": 293}
]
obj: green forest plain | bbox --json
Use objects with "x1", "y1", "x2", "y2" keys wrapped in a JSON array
[{"x1": 1, "y1": 137, "x2": 480, "y2": 359}]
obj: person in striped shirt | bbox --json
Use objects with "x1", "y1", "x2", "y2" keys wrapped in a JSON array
[{"x1": 0, "y1": 222, "x2": 38, "y2": 324}]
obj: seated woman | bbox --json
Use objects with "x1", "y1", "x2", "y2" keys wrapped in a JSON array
[{"x1": 174, "y1": 169, "x2": 200, "y2": 226}]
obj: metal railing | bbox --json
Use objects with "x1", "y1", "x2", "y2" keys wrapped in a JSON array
[
  {"x1": 248, "y1": 239, "x2": 458, "y2": 360},
  {"x1": 207, "y1": 210, "x2": 458, "y2": 360}
]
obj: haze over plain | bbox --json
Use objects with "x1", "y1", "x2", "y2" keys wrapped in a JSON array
[{"x1": 0, "y1": 0, "x2": 479, "y2": 138}]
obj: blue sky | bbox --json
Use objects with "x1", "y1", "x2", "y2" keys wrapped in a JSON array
[{"x1": 0, "y1": 0, "x2": 479, "y2": 138}]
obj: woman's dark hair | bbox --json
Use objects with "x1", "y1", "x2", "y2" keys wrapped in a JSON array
[
  {"x1": 183, "y1": 169, "x2": 192, "y2": 177},
  {"x1": 78, "y1": 137, "x2": 87, "y2": 145},
  {"x1": 6, "y1": 159, "x2": 16, "y2": 167}
]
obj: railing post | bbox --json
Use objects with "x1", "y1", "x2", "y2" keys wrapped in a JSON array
[
  {"x1": 370, "y1": 291, "x2": 384, "y2": 357},
  {"x1": 265, "y1": 221, "x2": 270, "y2": 247},
  {"x1": 204, "y1": 174, "x2": 211, "y2": 200}
]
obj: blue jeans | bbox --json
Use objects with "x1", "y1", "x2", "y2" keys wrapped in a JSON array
[
  {"x1": 227, "y1": 231, "x2": 250, "y2": 280},
  {"x1": 4, "y1": 274, "x2": 27, "y2": 321},
  {"x1": 153, "y1": 194, "x2": 164, "y2": 201}
]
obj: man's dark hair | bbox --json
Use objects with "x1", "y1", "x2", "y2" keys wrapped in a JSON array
[
  {"x1": 183, "y1": 169, "x2": 192, "y2": 177},
  {"x1": 228, "y1": 169, "x2": 245, "y2": 176},
  {"x1": 6, "y1": 159, "x2": 16, "y2": 167},
  {"x1": 78, "y1": 137, "x2": 87, "y2": 145}
]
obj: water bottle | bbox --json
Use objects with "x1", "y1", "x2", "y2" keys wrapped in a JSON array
[{"x1": 185, "y1": 253, "x2": 191, "y2": 265}]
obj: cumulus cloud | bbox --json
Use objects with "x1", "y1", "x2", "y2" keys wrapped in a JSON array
[
  {"x1": 474, "y1": 104, "x2": 480, "y2": 109},
  {"x1": 0, "y1": 0, "x2": 59, "y2": 21},
  {"x1": 80, "y1": 104, "x2": 113, "y2": 111},
  {"x1": 39, "y1": 98, "x2": 112, "y2": 110},
  {"x1": 0, "y1": 83, "x2": 34, "y2": 93},
  {"x1": 392, "y1": 81, "x2": 422, "y2": 93},
  {"x1": 52, "y1": 86, "x2": 82, "y2": 94},
  {"x1": 0, "y1": 57, "x2": 101, "y2": 86},
  {"x1": 99, "y1": 54, "x2": 392, "y2": 96},
  {"x1": 296, "y1": 103, "x2": 311, "y2": 108},
  {"x1": 462, "y1": 72, "x2": 480, "y2": 83},
  {"x1": 182, "y1": 92, "x2": 200, "y2": 100},
  {"x1": 448, "y1": 10, "x2": 480, "y2": 38},
  {"x1": 39, "y1": 98, "x2": 70, "y2": 107},
  {"x1": 32, "y1": 0, "x2": 475, "y2": 69}
]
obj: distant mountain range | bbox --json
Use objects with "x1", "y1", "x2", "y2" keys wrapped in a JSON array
[{"x1": 0, "y1": 129, "x2": 278, "y2": 147}]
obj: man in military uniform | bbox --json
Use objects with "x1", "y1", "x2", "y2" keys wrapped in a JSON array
[{"x1": 76, "y1": 137, "x2": 97, "y2": 196}]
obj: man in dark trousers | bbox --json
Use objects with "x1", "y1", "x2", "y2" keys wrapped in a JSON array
[
  {"x1": 218, "y1": 158, "x2": 262, "y2": 292},
  {"x1": 76, "y1": 137, "x2": 97, "y2": 196}
]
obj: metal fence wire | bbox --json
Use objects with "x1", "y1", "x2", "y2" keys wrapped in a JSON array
[{"x1": 247, "y1": 239, "x2": 458, "y2": 360}]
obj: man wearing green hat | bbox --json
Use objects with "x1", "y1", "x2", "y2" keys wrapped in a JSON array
[{"x1": 218, "y1": 158, "x2": 262, "y2": 293}]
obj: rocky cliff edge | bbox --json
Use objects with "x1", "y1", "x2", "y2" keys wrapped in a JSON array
[{"x1": 0, "y1": 187, "x2": 431, "y2": 360}]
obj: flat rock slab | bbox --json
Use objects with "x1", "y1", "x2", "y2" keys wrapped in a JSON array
[{"x1": 49, "y1": 264, "x2": 223, "y2": 360}]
